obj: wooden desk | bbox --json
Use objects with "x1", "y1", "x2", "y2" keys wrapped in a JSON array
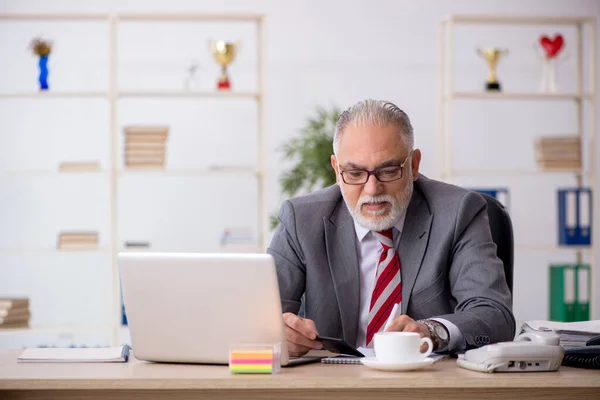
[{"x1": 0, "y1": 351, "x2": 598, "y2": 399}]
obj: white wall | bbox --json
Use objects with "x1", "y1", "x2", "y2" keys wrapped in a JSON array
[{"x1": 1, "y1": 0, "x2": 599, "y2": 348}]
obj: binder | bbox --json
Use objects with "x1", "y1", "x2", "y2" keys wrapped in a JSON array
[
  {"x1": 575, "y1": 264, "x2": 590, "y2": 322},
  {"x1": 558, "y1": 188, "x2": 592, "y2": 246},
  {"x1": 549, "y1": 264, "x2": 576, "y2": 322},
  {"x1": 469, "y1": 188, "x2": 510, "y2": 210}
]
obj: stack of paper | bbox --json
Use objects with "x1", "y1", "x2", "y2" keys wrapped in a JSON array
[
  {"x1": 123, "y1": 126, "x2": 169, "y2": 168},
  {"x1": 18, "y1": 344, "x2": 131, "y2": 363},
  {"x1": 0, "y1": 297, "x2": 30, "y2": 328},
  {"x1": 534, "y1": 136, "x2": 581, "y2": 170},
  {"x1": 520, "y1": 320, "x2": 600, "y2": 349},
  {"x1": 57, "y1": 231, "x2": 99, "y2": 251}
]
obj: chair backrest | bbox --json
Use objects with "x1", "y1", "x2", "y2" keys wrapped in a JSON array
[{"x1": 478, "y1": 193, "x2": 514, "y2": 300}]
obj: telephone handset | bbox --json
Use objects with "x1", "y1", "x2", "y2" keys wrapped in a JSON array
[
  {"x1": 456, "y1": 331, "x2": 564, "y2": 373},
  {"x1": 561, "y1": 335, "x2": 600, "y2": 370}
]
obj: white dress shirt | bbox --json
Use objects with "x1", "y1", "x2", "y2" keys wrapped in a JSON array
[{"x1": 353, "y1": 217, "x2": 465, "y2": 350}]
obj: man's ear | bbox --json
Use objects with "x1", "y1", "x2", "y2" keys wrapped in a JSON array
[
  {"x1": 411, "y1": 149, "x2": 421, "y2": 181},
  {"x1": 331, "y1": 155, "x2": 340, "y2": 186}
]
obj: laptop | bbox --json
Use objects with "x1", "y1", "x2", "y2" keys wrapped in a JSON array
[{"x1": 118, "y1": 252, "x2": 322, "y2": 366}]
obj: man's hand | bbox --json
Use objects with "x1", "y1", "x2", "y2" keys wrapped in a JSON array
[
  {"x1": 384, "y1": 314, "x2": 431, "y2": 353},
  {"x1": 282, "y1": 313, "x2": 323, "y2": 357}
]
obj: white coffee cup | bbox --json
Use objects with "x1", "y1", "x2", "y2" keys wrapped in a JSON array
[{"x1": 373, "y1": 332, "x2": 433, "y2": 364}]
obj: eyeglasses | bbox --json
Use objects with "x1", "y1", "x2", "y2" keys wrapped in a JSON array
[{"x1": 339, "y1": 150, "x2": 413, "y2": 185}]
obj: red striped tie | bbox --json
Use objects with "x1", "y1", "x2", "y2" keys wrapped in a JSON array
[{"x1": 366, "y1": 229, "x2": 402, "y2": 347}]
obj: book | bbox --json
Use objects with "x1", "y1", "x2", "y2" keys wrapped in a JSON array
[
  {"x1": 321, "y1": 347, "x2": 375, "y2": 364},
  {"x1": 17, "y1": 344, "x2": 131, "y2": 363},
  {"x1": 321, "y1": 355, "x2": 363, "y2": 364}
]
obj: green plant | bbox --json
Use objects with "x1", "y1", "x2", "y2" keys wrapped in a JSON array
[{"x1": 270, "y1": 106, "x2": 341, "y2": 230}]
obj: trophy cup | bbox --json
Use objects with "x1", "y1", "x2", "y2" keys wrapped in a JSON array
[
  {"x1": 209, "y1": 40, "x2": 239, "y2": 90},
  {"x1": 477, "y1": 47, "x2": 508, "y2": 92}
]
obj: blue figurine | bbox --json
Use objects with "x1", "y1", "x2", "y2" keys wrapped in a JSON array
[
  {"x1": 29, "y1": 37, "x2": 52, "y2": 91},
  {"x1": 38, "y1": 55, "x2": 49, "y2": 90}
]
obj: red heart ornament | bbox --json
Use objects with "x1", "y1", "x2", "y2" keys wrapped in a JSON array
[{"x1": 540, "y1": 34, "x2": 564, "y2": 58}]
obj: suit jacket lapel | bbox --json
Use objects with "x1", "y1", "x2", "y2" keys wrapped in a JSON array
[
  {"x1": 324, "y1": 202, "x2": 360, "y2": 345},
  {"x1": 396, "y1": 186, "x2": 433, "y2": 315}
]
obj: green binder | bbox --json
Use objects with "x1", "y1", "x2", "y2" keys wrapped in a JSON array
[
  {"x1": 549, "y1": 264, "x2": 576, "y2": 322},
  {"x1": 574, "y1": 264, "x2": 590, "y2": 322}
]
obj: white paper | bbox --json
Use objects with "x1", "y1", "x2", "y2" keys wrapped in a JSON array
[{"x1": 523, "y1": 319, "x2": 600, "y2": 334}]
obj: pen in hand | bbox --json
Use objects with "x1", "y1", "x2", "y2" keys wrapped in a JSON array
[{"x1": 383, "y1": 302, "x2": 401, "y2": 331}]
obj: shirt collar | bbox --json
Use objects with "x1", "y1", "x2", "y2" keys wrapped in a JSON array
[{"x1": 353, "y1": 211, "x2": 407, "y2": 242}]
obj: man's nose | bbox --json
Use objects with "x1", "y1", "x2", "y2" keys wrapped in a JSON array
[{"x1": 363, "y1": 174, "x2": 383, "y2": 195}]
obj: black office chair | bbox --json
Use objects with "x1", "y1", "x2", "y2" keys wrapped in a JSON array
[{"x1": 478, "y1": 193, "x2": 514, "y2": 301}]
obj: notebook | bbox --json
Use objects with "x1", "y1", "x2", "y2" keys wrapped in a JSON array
[
  {"x1": 321, "y1": 350, "x2": 449, "y2": 365},
  {"x1": 17, "y1": 345, "x2": 131, "y2": 363},
  {"x1": 321, "y1": 347, "x2": 375, "y2": 364}
]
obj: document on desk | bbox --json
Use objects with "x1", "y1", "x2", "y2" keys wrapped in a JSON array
[{"x1": 17, "y1": 344, "x2": 130, "y2": 363}]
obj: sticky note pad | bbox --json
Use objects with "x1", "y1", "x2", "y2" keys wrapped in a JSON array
[{"x1": 229, "y1": 343, "x2": 281, "y2": 374}]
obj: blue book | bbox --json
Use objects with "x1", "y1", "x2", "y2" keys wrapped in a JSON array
[{"x1": 558, "y1": 188, "x2": 592, "y2": 246}]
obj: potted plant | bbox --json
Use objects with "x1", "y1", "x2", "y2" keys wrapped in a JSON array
[{"x1": 271, "y1": 105, "x2": 341, "y2": 229}]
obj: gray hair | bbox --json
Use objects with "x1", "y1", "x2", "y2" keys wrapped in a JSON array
[{"x1": 333, "y1": 99, "x2": 414, "y2": 156}]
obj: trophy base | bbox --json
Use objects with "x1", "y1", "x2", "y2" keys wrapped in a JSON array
[
  {"x1": 217, "y1": 79, "x2": 231, "y2": 90},
  {"x1": 485, "y1": 82, "x2": 501, "y2": 91}
]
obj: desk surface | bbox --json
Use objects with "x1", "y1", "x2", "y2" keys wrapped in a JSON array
[{"x1": 0, "y1": 351, "x2": 599, "y2": 400}]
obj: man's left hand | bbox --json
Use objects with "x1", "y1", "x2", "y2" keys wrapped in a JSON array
[{"x1": 384, "y1": 314, "x2": 431, "y2": 353}]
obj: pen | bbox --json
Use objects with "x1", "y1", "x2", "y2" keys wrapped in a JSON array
[{"x1": 383, "y1": 302, "x2": 401, "y2": 331}]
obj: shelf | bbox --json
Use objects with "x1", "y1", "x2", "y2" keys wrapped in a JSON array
[
  {"x1": 446, "y1": 92, "x2": 593, "y2": 101},
  {"x1": 118, "y1": 91, "x2": 260, "y2": 99},
  {"x1": 443, "y1": 15, "x2": 594, "y2": 25},
  {"x1": 0, "y1": 92, "x2": 108, "y2": 99},
  {"x1": 0, "y1": 170, "x2": 108, "y2": 176},
  {"x1": 448, "y1": 169, "x2": 587, "y2": 176},
  {"x1": 0, "y1": 13, "x2": 109, "y2": 21},
  {"x1": 0, "y1": 248, "x2": 108, "y2": 255},
  {"x1": 117, "y1": 13, "x2": 262, "y2": 22},
  {"x1": 118, "y1": 167, "x2": 259, "y2": 177},
  {"x1": 516, "y1": 244, "x2": 592, "y2": 252},
  {"x1": 0, "y1": 324, "x2": 114, "y2": 335}
]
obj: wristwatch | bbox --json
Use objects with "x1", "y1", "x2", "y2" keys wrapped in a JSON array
[{"x1": 420, "y1": 319, "x2": 450, "y2": 351}]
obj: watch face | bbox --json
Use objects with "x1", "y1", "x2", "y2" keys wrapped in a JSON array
[{"x1": 435, "y1": 325, "x2": 449, "y2": 340}]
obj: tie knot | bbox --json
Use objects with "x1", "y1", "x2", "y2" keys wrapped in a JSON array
[{"x1": 373, "y1": 229, "x2": 393, "y2": 248}]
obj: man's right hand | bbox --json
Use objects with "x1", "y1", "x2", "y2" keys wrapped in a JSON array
[{"x1": 282, "y1": 312, "x2": 323, "y2": 357}]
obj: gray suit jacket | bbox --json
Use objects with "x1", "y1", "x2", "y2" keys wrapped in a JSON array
[{"x1": 267, "y1": 174, "x2": 515, "y2": 351}]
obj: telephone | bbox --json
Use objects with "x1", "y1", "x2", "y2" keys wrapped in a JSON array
[
  {"x1": 456, "y1": 331, "x2": 564, "y2": 373},
  {"x1": 561, "y1": 335, "x2": 600, "y2": 370}
]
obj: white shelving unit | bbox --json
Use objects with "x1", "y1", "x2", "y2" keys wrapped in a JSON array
[
  {"x1": 0, "y1": 12, "x2": 266, "y2": 350},
  {"x1": 438, "y1": 15, "x2": 597, "y2": 319}
]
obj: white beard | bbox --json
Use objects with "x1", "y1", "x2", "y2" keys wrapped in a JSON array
[{"x1": 341, "y1": 172, "x2": 414, "y2": 232}]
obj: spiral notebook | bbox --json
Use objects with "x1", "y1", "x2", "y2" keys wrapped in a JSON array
[
  {"x1": 321, "y1": 347, "x2": 374, "y2": 364},
  {"x1": 321, "y1": 355, "x2": 364, "y2": 364}
]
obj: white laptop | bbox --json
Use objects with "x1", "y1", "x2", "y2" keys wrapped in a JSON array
[{"x1": 118, "y1": 252, "x2": 321, "y2": 366}]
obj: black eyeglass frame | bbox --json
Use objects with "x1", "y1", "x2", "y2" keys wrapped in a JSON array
[{"x1": 339, "y1": 150, "x2": 414, "y2": 185}]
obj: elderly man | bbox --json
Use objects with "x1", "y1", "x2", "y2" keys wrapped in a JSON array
[{"x1": 267, "y1": 99, "x2": 514, "y2": 357}]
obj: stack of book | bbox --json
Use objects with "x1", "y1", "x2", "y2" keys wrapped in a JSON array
[
  {"x1": 0, "y1": 297, "x2": 30, "y2": 329},
  {"x1": 58, "y1": 161, "x2": 101, "y2": 172},
  {"x1": 57, "y1": 231, "x2": 99, "y2": 251},
  {"x1": 123, "y1": 126, "x2": 169, "y2": 168},
  {"x1": 535, "y1": 136, "x2": 581, "y2": 170}
]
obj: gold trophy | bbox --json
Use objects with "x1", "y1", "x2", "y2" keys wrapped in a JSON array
[
  {"x1": 477, "y1": 47, "x2": 508, "y2": 91},
  {"x1": 209, "y1": 40, "x2": 239, "y2": 90}
]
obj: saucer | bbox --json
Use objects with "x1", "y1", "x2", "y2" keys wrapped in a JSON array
[{"x1": 360, "y1": 357, "x2": 435, "y2": 372}]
